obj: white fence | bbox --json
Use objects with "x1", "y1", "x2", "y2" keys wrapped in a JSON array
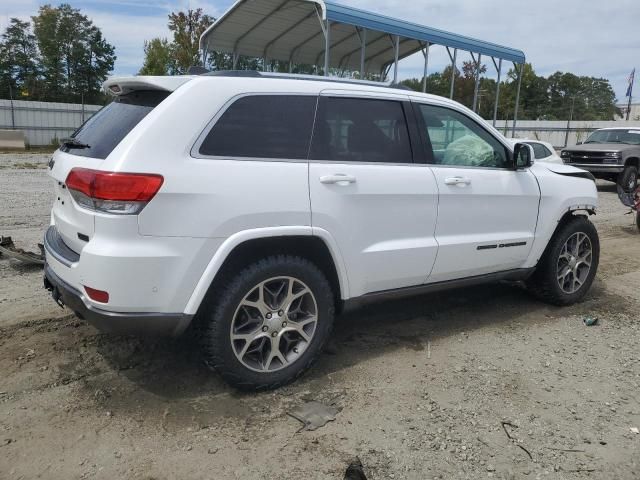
[
  {"x1": 494, "y1": 120, "x2": 640, "y2": 148},
  {"x1": 0, "y1": 99, "x2": 103, "y2": 146}
]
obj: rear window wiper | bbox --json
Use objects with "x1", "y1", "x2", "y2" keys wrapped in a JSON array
[{"x1": 61, "y1": 138, "x2": 91, "y2": 149}]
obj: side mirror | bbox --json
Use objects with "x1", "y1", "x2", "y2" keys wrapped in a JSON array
[{"x1": 513, "y1": 143, "x2": 534, "y2": 169}]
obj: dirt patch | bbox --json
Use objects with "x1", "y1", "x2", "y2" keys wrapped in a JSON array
[{"x1": 1, "y1": 154, "x2": 639, "y2": 479}]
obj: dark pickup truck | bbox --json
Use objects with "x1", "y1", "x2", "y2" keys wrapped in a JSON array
[{"x1": 560, "y1": 128, "x2": 640, "y2": 190}]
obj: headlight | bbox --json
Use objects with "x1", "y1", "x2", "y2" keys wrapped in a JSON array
[
  {"x1": 560, "y1": 151, "x2": 570, "y2": 158},
  {"x1": 604, "y1": 152, "x2": 621, "y2": 157}
]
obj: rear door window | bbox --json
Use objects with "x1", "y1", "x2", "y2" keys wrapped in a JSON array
[
  {"x1": 309, "y1": 97, "x2": 413, "y2": 163},
  {"x1": 198, "y1": 95, "x2": 317, "y2": 159},
  {"x1": 64, "y1": 90, "x2": 169, "y2": 159}
]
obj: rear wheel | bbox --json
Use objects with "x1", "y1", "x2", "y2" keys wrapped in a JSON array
[
  {"x1": 527, "y1": 216, "x2": 599, "y2": 306},
  {"x1": 618, "y1": 165, "x2": 638, "y2": 192},
  {"x1": 199, "y1": 255, "x2": 334, "y2": 391}
]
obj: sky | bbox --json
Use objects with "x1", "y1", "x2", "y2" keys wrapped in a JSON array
[{"x1": 1, "y1": 0, "x2": 639, "y2": 103}]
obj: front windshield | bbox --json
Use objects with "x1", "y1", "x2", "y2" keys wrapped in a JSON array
[{"x1": 584, "y1": 129, "x2": 640, "y2": 145}]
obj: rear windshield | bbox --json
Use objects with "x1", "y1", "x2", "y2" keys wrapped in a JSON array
[{"x1": 63, "y1": 90, "x2": 169, "y2": 159}]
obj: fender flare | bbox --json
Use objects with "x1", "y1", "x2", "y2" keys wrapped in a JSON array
[
  {"x1": 183, "y1": 226, "x2": 350, "y2": 315},
  {"x1": 525, "y1": 203, "x2": 597, "y2": 269}
]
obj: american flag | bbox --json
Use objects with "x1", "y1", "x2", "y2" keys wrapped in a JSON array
[{"x1": 627, "y1": 68, "x2": 636, "y2": 97}]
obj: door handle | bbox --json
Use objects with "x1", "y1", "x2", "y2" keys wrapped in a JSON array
[
  {"x1": 320, "y1": 174, "x2": 357, "y2": 185},
  {"x1": 444, "y1": 176, "x2": 471, "y2": 186}
]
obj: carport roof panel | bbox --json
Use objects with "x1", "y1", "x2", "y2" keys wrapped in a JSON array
[
  {"x1": 200, "y1": 0, "x2": 525, "y2": 69},
  {"x1": 324, "y1": 1, "x2": 525, "y2": 63}
]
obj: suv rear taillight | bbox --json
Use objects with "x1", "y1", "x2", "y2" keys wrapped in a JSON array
[{"x1": 65, "y1": 168, "x2": 163, "y2": 215}]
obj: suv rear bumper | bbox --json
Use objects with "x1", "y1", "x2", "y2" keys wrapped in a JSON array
[{"x1": 44, "y1": 264, "x2": 192, "y2": 336}]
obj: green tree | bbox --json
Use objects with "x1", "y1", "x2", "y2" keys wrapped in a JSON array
[
  {"x1": 403, "y1": 62, "x2": 619, "y2": 122},
  {"x1": 168, "y1": 9, "x2": 213, "y2": 74},
  {"x1": 32, "y1": 4, "x2": 116, "y2": 103},
  {"x1": 140, "y1": 8, "x2": 282, "y2": 74},
  {"x1": 0, "y1": 18, "x2": 41, "y2": 99},
  {"x1": 139, "y1": 38, "x2": 174, "y2": 75},
  {"x1": 546, "y1": 72, "x2": 619, "y2": 120},
  {"x1": 499, "y1": 63, "x2": 549, "y2": 120}
]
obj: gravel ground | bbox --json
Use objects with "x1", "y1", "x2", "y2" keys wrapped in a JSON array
[{"x1": 1, "y1": 153, "x2": 639, "y2": 479}]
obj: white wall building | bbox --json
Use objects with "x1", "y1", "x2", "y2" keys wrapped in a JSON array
[{"x1": 617, "y1": 102, "x2": 640, "y2": 121}]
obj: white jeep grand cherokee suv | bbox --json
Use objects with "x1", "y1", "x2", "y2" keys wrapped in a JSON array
[{"x1": 44, "y1": 71, "x2": 599, "y2": 390}]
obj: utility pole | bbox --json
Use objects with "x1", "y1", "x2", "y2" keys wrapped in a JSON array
[
  {"x1": 627, "y1": 68, "x2": 635, "y2": 121},
  {"x1": 564, "y1": 96, "x2": 575, "y2": 148}
]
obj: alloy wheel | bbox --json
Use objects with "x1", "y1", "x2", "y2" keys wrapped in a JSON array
[
  {"x1": 229, "y1": 276, "x2": 318, "y2": 372},
  {"x1": 556, "y1": 232, "x2": 593, "y2": 294}
]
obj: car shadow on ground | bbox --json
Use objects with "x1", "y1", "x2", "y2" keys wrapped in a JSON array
[
  {"x1": 597, "y1": 182, "x2": 618, "y2": 193},
  {"x1": 85, "y1": 278, "x2": 615, "y2": 418}
]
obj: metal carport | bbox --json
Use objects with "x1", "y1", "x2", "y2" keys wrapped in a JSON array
[{"x1": 199, "y1": 0, "x2": 526, "y2": 132}]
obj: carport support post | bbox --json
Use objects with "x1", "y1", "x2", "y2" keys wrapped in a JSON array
[
  {"x1": 492, "y1": 58, "x2": 502, "y2": 127},
  {"x1": 392, "y1": 35, "x2": 400, "y2": 84},
  {"x1": 421, "y1": 43, "x2": 430, "y2": 93},
  {"x1": 447, "y1": 47, "x2": 457, "y2": 99},
  {"x1": 359, "y1": 28, "x2": 367, "y2": 78},
  {"x1": 201, "y1": 48, "x2": 208, "y2": 69},
  {"x1": 323, "y1": 20, "x2": 331, "y2": 76},
  {"x1": 472, "y1": 53, "x2": 482, "y2": 113},
  {"x1": 512, "y1": 62, "x2": 523, "y2": 138},
  {"x1": 232, "y1": 52, "x2": 239, "y2": 70}
]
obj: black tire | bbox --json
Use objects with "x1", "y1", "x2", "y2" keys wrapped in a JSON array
[
  {"x1": 636, "y1": 211, "x2": 640, "y2": 232},
  {"x1": 618, "y1": 165, "x2": 638, "y2": 193},
  {"x1": 526, "y1": 216, "x2": 599, "y2": 306},
  {"x1": 199, "y1": 255, "x2": 334, "y2": 391}
]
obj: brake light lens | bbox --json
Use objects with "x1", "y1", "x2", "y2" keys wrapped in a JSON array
[
  {"x1": 84, "y1": 285, "x2": 109, "y2": 303},
  {"x1": 65, "y1": 168, "x2": 163, "y2": 215}
]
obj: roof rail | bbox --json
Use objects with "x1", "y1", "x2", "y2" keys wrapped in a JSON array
[
  {"x1": 202, "y1": 70, "x2": 261, "y2": 77},
  {"x1": 201, "y1": 70, "x2": 414, "y2": 90}
]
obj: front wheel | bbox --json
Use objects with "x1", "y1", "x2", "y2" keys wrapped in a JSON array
[
  {"x1": 199, "y1": 255, "x2": 335, "y2": 391},
  {"x1": 527, "y1": 216, "x2": 599, "y2": 306},
  {"x1": 619, "y1": 165, "x2": 638, "y2": 193}
]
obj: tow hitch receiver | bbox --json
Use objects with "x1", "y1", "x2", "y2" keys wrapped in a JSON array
[{"x1": 44, "y1": 274, "x2": 64, "y2": 308}]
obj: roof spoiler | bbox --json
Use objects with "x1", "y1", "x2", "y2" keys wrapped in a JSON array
[{"x1": 103, "y1": 76, "x2": 195, "y2": 96}]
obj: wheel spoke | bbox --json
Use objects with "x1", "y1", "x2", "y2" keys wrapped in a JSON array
[
  {"x1": 283, "y1": 281, "x2": 311, "y2": 313},
  {"x1": 232, "y1": 330, "x2": 267, "y2": 358},
  {"x1": 285, "y1": 316, "x2": 316, "y2": 342},
  {"x1": 264, "y1": 337, "x2": 287, "y2": 370},
  {"x1": 241, "y1": 284, "x2": 270, "y2": 317},
  {"x1": 573, "y1": 276, "x2": 583, "y2": 290},
  {"x1": 577, "y1": 254, "x2": 591, "y2": 268}
]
